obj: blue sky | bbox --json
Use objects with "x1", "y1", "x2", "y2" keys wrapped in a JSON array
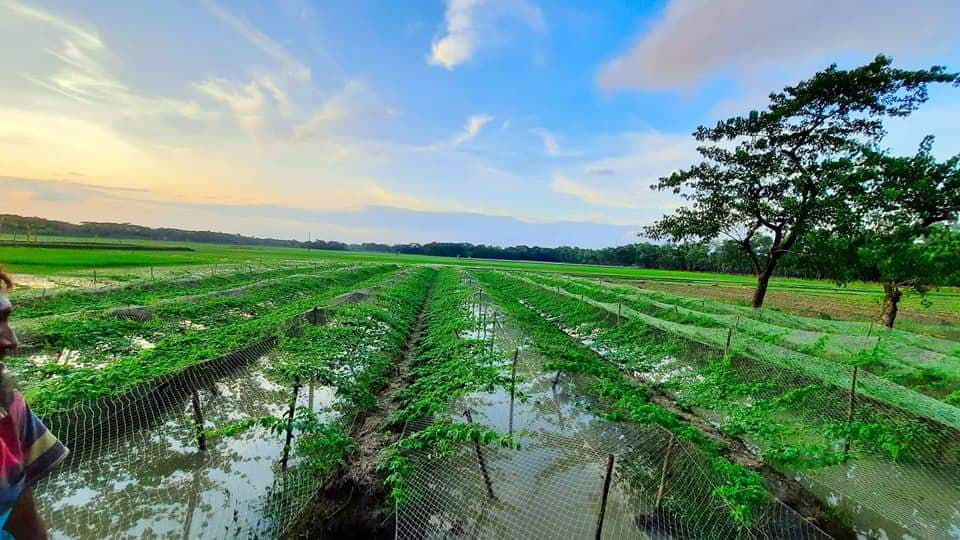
[{"x1": 2, "y1": 0, "x2": 959, "y2": 247}]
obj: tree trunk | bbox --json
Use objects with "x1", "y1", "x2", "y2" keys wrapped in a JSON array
[
  {"x1": 751, "y1": 261, "x2": 778, "y2": 308},
  {"x1": 879, "y1": 282, "x2": 902, "y2": 328}
]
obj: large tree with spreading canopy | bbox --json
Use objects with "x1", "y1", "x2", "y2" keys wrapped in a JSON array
[{"x1": 645, "y1": 55, "x2": 958, "y2": 308}]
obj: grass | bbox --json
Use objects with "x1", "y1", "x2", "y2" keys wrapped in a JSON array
[{"x1": 6, "y1": 236, "x2": 959, "y2": 321}]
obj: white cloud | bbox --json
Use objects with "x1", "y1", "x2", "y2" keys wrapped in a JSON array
[
  {"x1": 531, "y1": 128, "x2": 560, "y2": 155},
  {"x1": 453, "y1": 113, "x2": 493, "y2": 145},
  {"x1": 550, "y1": 131, "x2": 698, "y2": 210},
  {"x1": 428, "y1": 0, "x2": 546, "y2": 69},
  {"x1": 193, "y1": 77, "x2": 268, "y2": 133},
  {"x1": 597, "y1": 0, "x2": 960, "y2": 91}
]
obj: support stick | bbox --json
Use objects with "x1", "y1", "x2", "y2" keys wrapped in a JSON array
[
  {"x1": 463, "y1": 410, "x2": 495, "y2": 499},
  {"x1": 724, "y1": 327, "x2": 733, "y2": 358},
  {"x1": 655, "y1": 437, "x2": 675, "y2": 510},
  {"x1": 617, "y1": 302, "x2": 622, "y2": 324},
  {"x1": 191, "y1": 390, "x2": 206, "y2": 451},
  {"x1": 595, "y1": 454, "x2": 616, "y2": 540},
  {"x1": 509, "y1": 349, "x2": 519, "y2": 436},
  {"x1": 281, "y1": 376, "x2": 302, "y2": 471},
  {"x1": 843, "y1": 366, "x2": 859, "y2": 460}
]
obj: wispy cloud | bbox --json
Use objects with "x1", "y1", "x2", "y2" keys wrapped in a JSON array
[
  {"x1": 3, "y1": 0, "x2": 102, "y2": 50},
  {"x1": 293, "y1": 81, "x2": 397, "y2": 141},
  {"x1": 5, "y1": 1, "x2": 203, "y2": 119},
  {"x1": 453, "y1": 114, "x2": 493, "y2": 145},
  {"x1": 597, "y1": 0, "x2": 960, "y2": 91},
  {"x1": 201, "y1": 0, "x2": 310, "y2": 81},
  {"x1": 428, "y1": 0, "x2": 546, "y2": 69}
]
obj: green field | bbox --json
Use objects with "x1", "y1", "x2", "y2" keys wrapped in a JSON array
[{"x1": 3, "y1": 237, "x2": 958, "y2": 328}]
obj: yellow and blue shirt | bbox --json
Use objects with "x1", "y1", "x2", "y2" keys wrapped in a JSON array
[{"x1": 0, "y1": 392, "x2": 68, "y2": 534}]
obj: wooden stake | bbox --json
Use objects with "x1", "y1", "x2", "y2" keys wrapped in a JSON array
[
  {"x1": 509, "y1": 349, "x2": 519, "y2": 436},
  {"x1": 595, "y1": 454, "x2": 616, "y2": 540},
  {"x1": 463, "y1": 410, "x2": 495, "y2": 499},
  {"x1": 724, "y1": 327, "x2": 733, "y2": 358},
  {"x1": 191, "y1": 390, "x2": 206, "y2": 451},
  {"x1": 655, "y1": 437, "x2": 675, "y2": 510},
  {"x1": 281, "y1": 376, "x2": 302, "y2": 471},
  {"x1": 553, "y1": 369, "x2": 562, "y2": 389}
]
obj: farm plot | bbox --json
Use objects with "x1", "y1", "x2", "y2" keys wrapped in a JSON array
[
  {"x1": 11, "y1": 261, "x2": 338, "y2": 320},
  {"x1": 386, "y1": 269, "x2": 832, "y2": 539},
  {"x1": 15, "y1": 264, "x2": 398, "y2": 416},
  {"x1": 484, "y1": 270, "x2": 960, "y2": 538},
  {"x1": 33, "y1": 266, "x2": 436, "y2": 538},
  {"x1": 532, "y1": 274, "x2": 960, "y2": 409}
]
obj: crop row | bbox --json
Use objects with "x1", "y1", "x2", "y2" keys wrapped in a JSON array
[
  {"x1": 472, "y1": 270, "x2": 775, "y2": 530},
  {"x1": 202, "y1": 267, "x2": 441, "y2": 535},
  {"x1": 17, "y1": 265, "x2": 365, "y2": 366},
  {"x1": 484, "y1": 271, "x2": 960, "y2": 535},
  {"x1": 24, "y1": 264, "x2": 399, "y2": 415},
  {"x1": 547, "y1": 274, "x2": 960, "y2": 406},
  {"x1": 13, "y1": 262, "x2": 338, "y2": 319},
  {"x1": 378, "y1": 269, "x2": 514, "y2": 505}
]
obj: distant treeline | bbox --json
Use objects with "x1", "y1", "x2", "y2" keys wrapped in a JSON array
[
  {"x1": 0, "y1": 214, "x2": 299, "y2": 248},
  {"x1": 5, "y1": 214, "x2": 956, "y2": 283}
]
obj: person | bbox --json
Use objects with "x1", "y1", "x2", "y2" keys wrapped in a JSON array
[{"x1": 0, "y1": 268, "x2": 68, "y2": 539}]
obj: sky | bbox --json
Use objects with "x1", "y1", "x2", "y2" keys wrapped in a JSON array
[{"x1": 1, "y1": 0, "x2": 959, "y2": 248}]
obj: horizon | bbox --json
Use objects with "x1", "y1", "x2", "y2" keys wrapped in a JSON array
[{"x1": 2, "y1": 0, "x2": 959, "y2": 248}]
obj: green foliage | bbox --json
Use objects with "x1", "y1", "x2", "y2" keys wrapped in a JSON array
[
  {"x1": 24, "y1": 265, "x2": 398, "y2": 415},
  {"x1": 378, "y1": 418, "x2": 516, "y2": 505}
]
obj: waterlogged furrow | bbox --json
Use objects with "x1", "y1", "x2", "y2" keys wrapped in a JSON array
[
  {"x1": 474, "y1": 270, "x2": 775, "y2": 531},
  {"x1": 13, "y1": 262, "x2": 339, "y2": 319},
  {"x1": 25, "y1": 264, "x2": 399, "y2": 415}
]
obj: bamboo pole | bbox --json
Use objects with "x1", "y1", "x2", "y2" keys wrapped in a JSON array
[
  {"x1": 463, "y1": 410, "x2": 495, "y2": 499},
  {"x1": 842, "y1": 366, "x2": 859, "y2": 461},
  {"x1": 595, "y1": 454, "x2": 616, "y2": 540},
  {"x1": 509, "y1": 349, "x2": 519, "y2": 436},
  {"x1": 280, "y1": 376, "x2": 302, "y2": 471},
  {"x1": 655, "y1": 437, "x2": 675, "y2": 510},
  {"x1": 191, "y1": 390, "x2": 206, "y2": 451}
]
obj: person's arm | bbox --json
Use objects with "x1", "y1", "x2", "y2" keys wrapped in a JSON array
[{"x1": 5, "y1": 487, "x2": 47, "y2": 540}]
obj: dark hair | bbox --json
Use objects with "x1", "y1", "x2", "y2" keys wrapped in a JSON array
[{"x1": 0, "y1": 267, "x2": 11, "y2": 292}]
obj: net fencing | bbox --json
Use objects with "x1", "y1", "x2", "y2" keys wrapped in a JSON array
[
  {"x1": 12, "y1": 265, "x2": 414, "y2": 539},
  {"x1": 510, "y1": 271, "x2": 960, "y2": 538},
  {"x1": 395, "y1": 275, "x2": 831, "y2": 540}
]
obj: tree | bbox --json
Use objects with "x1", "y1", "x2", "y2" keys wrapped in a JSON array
[
  {"x1": 805, "y1": 138, "x2": 960, "y2": 327},
  {"x1": 645, "y1": 55, "x2": 958, "y2": 308}
]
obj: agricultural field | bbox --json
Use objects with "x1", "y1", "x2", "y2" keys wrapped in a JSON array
[{"x1": 3, "y1": 242, "x2": 959, "y2": 539}]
